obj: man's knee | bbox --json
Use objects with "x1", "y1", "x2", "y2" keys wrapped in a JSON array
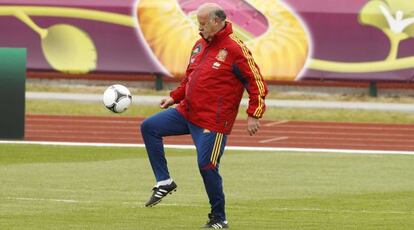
[{"x1": 140, "y1": 118, "x2": 155, "y2": 135}]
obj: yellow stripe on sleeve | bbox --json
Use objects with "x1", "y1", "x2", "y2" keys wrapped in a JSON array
[
  {"x1": 230, "y1": 34, "x2": 266, "y2": 117},
  {"x1": 229, "y1": 35, "x2": 265, "y2": 96},
  {"x1": 254, "y1": 95, "x2": 263, "y2": 117}
]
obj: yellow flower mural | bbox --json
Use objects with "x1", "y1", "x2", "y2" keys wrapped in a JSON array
[{"x1": 136, "y1": 0, "x2": 311, "y2": 81}]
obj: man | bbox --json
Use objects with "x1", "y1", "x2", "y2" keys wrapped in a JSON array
[{"x1": 141, "y1": 3, "x2": 268, "y2": 229}]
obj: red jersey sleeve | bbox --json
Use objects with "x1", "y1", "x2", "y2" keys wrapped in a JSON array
[
  {"x1": 230, "y1": 35, "x2": 268, "y2": 118},
  {"x1": 169, "y1": 75, "x2": 188, "y2": 103}
]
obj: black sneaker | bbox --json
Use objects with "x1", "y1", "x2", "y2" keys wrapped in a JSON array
[
  {"x1": 202, "y1": 213, "x2": 229, "y2": 229},
  {"x1": 145, "y1": 181, "x2": 177, "y2": 207}
]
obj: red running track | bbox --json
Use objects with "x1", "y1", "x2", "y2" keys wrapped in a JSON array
[{"x1": 25, "y1": 114, "x2": 414, "y2": 152}]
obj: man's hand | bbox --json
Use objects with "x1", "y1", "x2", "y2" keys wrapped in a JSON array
[
  {"x1": 247, "y1": 116, "x2": 260, "y2": 136},
  {"x1": 160, "y1": 97, "x2": 175, "y2": 109}
]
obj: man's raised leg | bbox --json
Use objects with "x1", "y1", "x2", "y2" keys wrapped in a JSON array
[{"x1": 140, "y1": 108, "x2": 189, "y2": 206}]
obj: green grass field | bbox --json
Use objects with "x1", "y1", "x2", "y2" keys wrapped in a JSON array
[
  {"x1": 26, "y1": 82, "x2": 414, "y2": 103},
  {"x1": 1, "y1": 144, "x2": 413, "y2": 229}
]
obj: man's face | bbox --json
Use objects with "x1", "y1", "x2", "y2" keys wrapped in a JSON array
[{"x1": 197, "y1": 13, "x2": 218, "y2": 41}]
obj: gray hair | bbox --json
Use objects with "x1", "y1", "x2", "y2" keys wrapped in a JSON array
[{"x1": 210, "y1": 9, "x2": 227, "y2": 21}]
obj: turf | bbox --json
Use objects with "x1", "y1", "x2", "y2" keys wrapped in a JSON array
[
  {"x1": 1, "y1": 144, "x2": 413, "y2": 229},
  {"x1": 26, "y1": 83, "x2": 414, "y2": 103}
]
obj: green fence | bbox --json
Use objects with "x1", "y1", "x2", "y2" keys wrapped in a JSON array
[{"x1": 0, "y1": 48, "x2": 26, "y2": 139}]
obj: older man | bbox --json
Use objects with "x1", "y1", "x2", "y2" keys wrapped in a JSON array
[{"x1": 141, "y1": 2, "x2": 268, "y2": 228}]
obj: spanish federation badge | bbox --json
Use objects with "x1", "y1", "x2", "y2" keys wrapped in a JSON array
[
  {"x1": 192, "y1": 44, "x2": 202, "y2": 56},
  {"x1": 216, "y1": 49, "x2": 228, "y2": 62}
]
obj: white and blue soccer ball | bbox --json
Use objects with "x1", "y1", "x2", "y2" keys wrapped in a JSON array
[{"x1": 102, "y1": 84, "x2": 132, "y2": 113}]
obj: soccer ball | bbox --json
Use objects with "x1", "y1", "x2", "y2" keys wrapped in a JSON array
[{"x1": 102, "y1": 84, "x2": 132, "y2": 113}]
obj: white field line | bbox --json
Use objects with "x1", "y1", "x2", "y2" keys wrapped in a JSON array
[
  {"x1": 122, "y1": 202, "x2": 413, "y2": 214},
  {"x1": 6, "y1": 197, "x2": 413, "y2": 214},
  {"x1": 17, "y1": 137, "x2": 414, "y2": 149},
  {"x1": 8, "y1": 197, "x2": 78, "y2": 203},
  {"x1": 23, "y1": 131, "x2": 414, "y2": 149},
  {"x1": 25, "y1": 127, "x2": 414, "y2": 141},
  {"x1": 0, "y1": 140, "x2": 413, "y2": 155}
]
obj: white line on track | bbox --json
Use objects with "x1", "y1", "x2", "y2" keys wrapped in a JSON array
[
  {"x1": 259, "y1": 136, "x2": 289, "y2": 143},
  {"x1": 264, "y1": 120, "x2": 289, "y2": 126},
  {"x1": 1, "y1": 140, "x2": 413, "y2": 155}
]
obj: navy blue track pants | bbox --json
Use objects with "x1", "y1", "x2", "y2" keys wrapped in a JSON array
[{"x1": 140, "y1": 108, "x2": 227, "y2": 220}]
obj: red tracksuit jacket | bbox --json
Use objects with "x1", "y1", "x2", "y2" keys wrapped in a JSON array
[{"x1": 170, "y1": 22, "x2": 268, "y2": 134}]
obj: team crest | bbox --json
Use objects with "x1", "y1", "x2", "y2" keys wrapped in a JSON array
[
  {"x1": 216, "y1": 49, "x2": 228, "y2": 62},
  {"x1": 191, "y1": 44, "x2": 202, "y2": 56}
]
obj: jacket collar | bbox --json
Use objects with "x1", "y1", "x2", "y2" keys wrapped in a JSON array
[{"x1": 200, "y1": 22, "x2": 233, "y2": 44}]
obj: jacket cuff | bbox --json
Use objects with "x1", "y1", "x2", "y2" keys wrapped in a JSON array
[{"x1": 169, "y1": 92, "x2": 180, "y2": 103}]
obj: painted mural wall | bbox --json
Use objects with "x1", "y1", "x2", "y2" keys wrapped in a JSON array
[{"x1": 0, "y1": 0, "x2": 413, "y2": 82}]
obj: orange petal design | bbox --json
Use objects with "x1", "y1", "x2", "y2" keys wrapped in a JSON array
[
  {"x1": 137, "y1": 0, "x2": 199, "y2": 77},
  {"x1": 136, "y1": 0, "x2": 310, "y2": 81},
  {"x1": 245, "y1": 0, "x2": 310, "y2": 81}
]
